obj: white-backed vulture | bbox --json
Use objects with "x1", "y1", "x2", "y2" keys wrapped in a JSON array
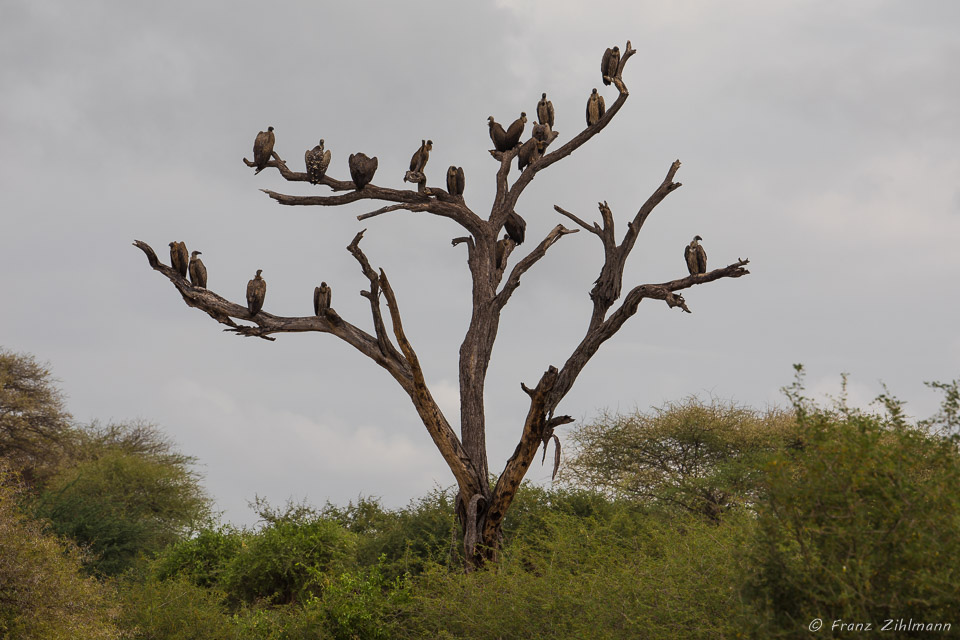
[
  {"x1": 517, "y1": 137, "x2": 540, "y2": 171},
  {"x1": 348, "y1": 152, "x2": 378, "y2": 189},
  {"x1": 503, "y1": 112, "x2": 527, "y2": 150},
  {"x1": 684, "y1": 235, "x2": 707, "y2": 275},
  {"x1": 253, "y1": 126, "x2": 275, "y2": 173},
  {"x1": 601, "y1": 46, "x2": 620, "y2": 85},
  {"x1": 246, "y1": 269, "x2": 266, "y2": 316},
  {"x1": 586, "y1": 88, "x2": 605, "y2": 126},
  {"x1": 410, "y1": 139, "x2": 433, "y2": 173},
  {"x1": 169, "y1": 241, "x2": 188, "y2": 278},
  {"x1": 446, "y1": 166, "x2": 465, "y2": 196},
  {"x1": 488, "y1": 116, "x2": 509, "y2": 152},
  {"x1": 305, "y1": 140, "x2": 331, "y2": 184},
  {"x1": 189, "y1": 251, "x2": 207, "y2": 288},
  {"x1": 537, "y1": 93, "x2": 555, "y2": 128},
  {"x1": 314, "y1": 282, "x2": 331, "y2": 316},
  {"x1": 504, "y1": 210, "x2": 526, "y2": 245}
]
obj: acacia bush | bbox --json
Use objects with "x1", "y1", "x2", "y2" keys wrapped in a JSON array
[
  {"x1": 743, "y1": 379, "x2": 960, "y2": 635},
  {"x1": 35, "y1": 421, "x2": 210, "y2": 576},
  {"x1": 562, "y1": 397, "x2": 797, "y2": 521},
  {"x1": 0, "y1": 468, "x2": 119, "y2": 640}
]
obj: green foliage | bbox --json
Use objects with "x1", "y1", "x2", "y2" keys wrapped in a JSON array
[
  {"x1": 744, "y1": 368, "x2": 960, "y2": 635},
  {"x1": 562, "y1": 396, "x2": 797, "y2": 521},
  {"x1": 0, "y1": 467, "x2": 119, "y2": 640},
  {"x1": 321, "y1": 489, "x2": 461, "y2": 578},
  {"x1": 401, "y1": 508, "x2": 750, "y2": 640},
  {"x1": 116, "y1": 574, "x2": 230, "y2": 640},
  {"x1": 309, "y1": 557, "x2": 411, "y2": 640},
  {"x1": 219, "y1": 513, "x2": 357, "y2": 605},
  {"x1": 154, "y1": 525, "x2": 242, "y2": 588},
  {"x1": 0, "y1": 348, "x2": 73, "y2": 488},
  {"x1": 35, "y1": 421, "x2": 210, "y2": 576}
]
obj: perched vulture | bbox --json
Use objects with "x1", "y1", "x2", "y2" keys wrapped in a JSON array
[
  {"x1": 488, "y1": 116, "x2": 509, "y2": 152},
  {"x1": 313, "y1": 282, "x2": 331, "y2": 316},
  {"x1": 409, "y1": 139, "x2": 433, "y2": 173},
  {"x1": 305, "y1": 140, "x2": 331, "y2": 184},
  {"x1": 586, "y1": 88, "x2": 605, "y2": 126},
  {"x1": 503, "y1": 112, "x2": 527, "y2": 150},
  {"x1": 504, "y1": 210, "x2": 526, "y2": 245},
  {"x1": 446, "y1": 165, "x2": 465, "y2": 196},
  {"x1": 601, "y1": 46, "x2": 620, "y2": 85},
  {"x1": 684, "y1": 235, "x2": 708, "y2": 276},
  {"x1": 246, "y1": 269, "x2": 266, "y2": 316},
  {"x1": 537, "y1": 93, "x2": 555, "y2": 128},
  {"x1": 253, "y1": 126, "x2": 275, "y2": 174},
  {"x1": 517, "y1": 137, "x2": 540, "y2": 171},
  {"x1": 189, "y1": 251, "x2": 207, "y2": 288},
  {"x1": 169, "y1": 241, "x2": 188, "y2": 278},
  {"x1": 532, "y1": 121, "x2": 552, "y2": 153},
  {"x1": 348, "y1": 152, "x2": 378, "y2": 189}
]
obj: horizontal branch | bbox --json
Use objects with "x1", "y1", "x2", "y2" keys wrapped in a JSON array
[
  {"x1": 132, "y1": 239, "x2": 411, "y2": 380},
  {"x1": 548, "y1": 258, "x2": 751, "y2": 411},
  {"x1": 553, "y1": 205, "x2": 601, "y2": 236}
]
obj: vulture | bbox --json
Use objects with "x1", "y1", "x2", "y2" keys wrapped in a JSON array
[
  {"x1": 313, "y1": 282, "x2": 331, "y2": 316},
  {"x1": 684, "y1": 235, "x2": 707, "y2": 276},
  {"x1": 586, "y1": 88, "x2": 605, "y2": 126},
  {"x1": 348, "y1": 152, "x2": 378, "y2": 189},
  {"x1": 304, "y1": 140, "x2": 331, "y2": 184},
  {"x1": 253, "y1": 126, "x2": 275, "y2": 174},
  {"x1": 532, "y1": 121, "x2": 552, "y2": 153},
  {"x1": 503, "y1": 112, "x2": 527, "y2": 150},
  {"x1": 246, "y1": 269, "x2": 266, "y2": 316},
  {"x1": 601, "y1": 46, "x2": 620, "y2": 85},
  {"x1": 504, "y1": 210, "x2": 526, "y2": 245},
  {"x1": 488, "y1": 116, "x2": 509, "y2": 152},
  {"x1": 517, "y1": 137, "x2": 540, "y2": 171},
  {"x1": 169, "y1": 241, "x2": 188, "y2": 278},
  {"x1": 537, "y1": 93, "x2": 555, "y2": 128},
  {"x1": 189, "y1": 251, "x2": 207, "y2": 288},
  {"x1": 446, "y1": 165, "x2": 465, "y2": 196},
  {"x1": 409, "y1": 139, "x2": 433, "y2": 173}
]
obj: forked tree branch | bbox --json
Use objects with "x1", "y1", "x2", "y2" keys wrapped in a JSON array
[
  {"x1": 494, "y1": 40, "x2": 637, "y2": 226},
  {"x1": 378, "y1": 269, "x2": 485, "y2": 496},
  {"x1": 134, "y1": 238, "x2": 483, "y2": 499},
  {"x1": 548, "y1": 258, "x2": 751, "y2": 412},
  {"x1": 494, "y1": 224, "x2": 578, "y2": 309}
]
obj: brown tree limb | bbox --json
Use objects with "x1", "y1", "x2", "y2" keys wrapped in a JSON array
[
  {"x1": 553, "y1": 205, "x2": 601, "y2": 236},
  {"x1": 377, "y1": 269, "x2": 485, "y2": 498},
  {"x1": 482, "y1": 366, "x2": 571, "y2": 550},
  {"x1": 495, "y1": 225, "x2": 578, "y2": 309},
  {"x1": 346, "y1": 230, "x2": 403, "y2": 363},
  {"x1": 132, "y1": 240, "x2": 409, "y2": 372},
  {"x1": 547, "y1": 259, "x2": 751, "y2": 411}
]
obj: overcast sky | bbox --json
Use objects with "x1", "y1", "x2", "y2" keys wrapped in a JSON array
[{"x1": 2, "y1": 0, "x2": 958, "y2": 526}]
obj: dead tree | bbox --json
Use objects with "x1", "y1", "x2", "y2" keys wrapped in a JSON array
[{"x1": 134, "y1": 40, "x2": 750, "y2": 568}]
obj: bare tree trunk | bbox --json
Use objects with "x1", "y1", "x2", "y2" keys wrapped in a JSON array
[{"x1": 135, "y1": 39, "x2": 750, "y2": 569}]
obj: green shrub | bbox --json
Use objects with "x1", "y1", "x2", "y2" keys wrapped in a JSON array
[
  {"x1": 116, "y1": 575, "x2": 230, "y2": 640},
  {"x1": 743, "y1": 370, "x2": 960, "y2": 636},
  {"x1": 220, "y1": 517, "x2": 356, "y2": 605},
  {"x1": 154, "y1": 525, "x2": 242, "y2": 588},
  {"x1": 0, "y1": 468, "x2": 119, "y2": 640}
]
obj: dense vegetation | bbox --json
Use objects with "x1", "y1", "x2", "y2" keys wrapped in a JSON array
[{"x1": 2, "y1": 349, "x2": 958, "y2": 638}]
